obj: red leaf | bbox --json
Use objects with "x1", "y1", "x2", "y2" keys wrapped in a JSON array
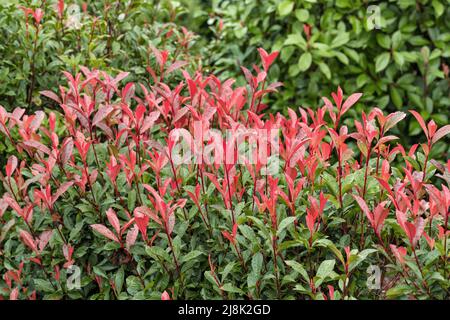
[
  {"x1": 172, "y1": 107, "x2": 189, "y2": 123},
  {"x1": 412, "y1": 217, "x2": 425, "y2": 247},
  {"x1": 427, "y1": 120, "x2": 437, "y2": 138},
  {"x1": 257, "y1": 48, "x2": 279, "y2": 71},
  {"x1": 266, "y1": 81, "x2": 283, "y2": 91},
  {"x1": 141, "y1": 111, "x2": 161, "y2": 132},
  {"x1": 57, "y1": 0, "x2": 64, "y2": 18},
  {"x1": 134, "y1": 205, "x2": 161, "y2": 226},
  {"x1": 121, "y1": 83, "x2": 135, "y2": 103},
  {"x1": 113, "y1": 71, "x2": 130, "y2": 85},
  {"x1": 10, "y1": 287, "x2": 19, "y2": 300},
  {"x1": 331, "y1": 87, "x2": 343, "y2": 110},
  {"x1": 384, "y1": 112, "x2": 406, "y2": 133},
  {"x1": 133, "y1": 207, "x2": 151, "y2": 240},
  {"x1": 341, "y1": 93, "x2": 362, "y2": 115},
  {"x1": 376, "y1": 178, "x2": 394, "y2": 199},
  {"x1": 30, "y1": 111, "x2": 45, "y2": 131},
  {"x1": 166, "y1": 60, "x2": 188, "y2": 75},
  {"x1": 161, "y1": 291, "x2": 171, "y2": 300},
  {"x1": 59, "y1": 137, "x2": 74, "y2": 165},
  {"x1": 126, "y1": 225, "x2": 139, "y2": 251},
  {"x1": 353, "y1": 195, "x2": 373, "y2": 225},
  {"x1": 390, "y1": 244, "x2": 407, "y2": 264},
  {"x1": 431, "y1": 124, "x2": 450, "y2": 144},
  {"x1": 92, "y1": 105, "x2": 113, "y2": 126},
  {"x1": 23, "y1": 140, "x2": 52, "y2": 155},
  {"x1": 90, "y1": 224, "x2": 120, "y2": 243},
  {"x1": 373, "y1": 202, "x2": 389, "y2": 235},
  {"x1": 404, "y1": 222, "x2": 416, "y2": 246},
  {"x1": 32, "y1": 8, "x2": 44, "y2": 24},
  {"x1": 205, "y1": 173, "x2": 224, "y2": 194},
  {"x1": 52, "y1": 181, "x2": 73, "y2": 205},
  {"x1": 423, "y1": 232, "x2": 435, "y2": 250},
  {"x1": 167, "y1": 213, "x2": 175, "y2": 236},
  {"x1": 328, "y1": 285, "x2": 335, "y2": 300},
  {"x1": 409, "y1": 110, "x2": 429, "y2": 139},
  {"x1": 221, "y1": 230, "x2": 234, "y2": 244},
  {"x1": 5, "y1": 155, "x2": 17, "y2": 178},
  {"x1": 3, "y1": 194, "x2": 23, "y2": 217},
  {"x1": 106, "y1": 208, "x2": 121, "y2": 236},
  {"x1": 240, "y1": 66, "x2": 253, "y2": 86},
  {"x1": 40, "y1": 90, "x2": 61, "y2": 104},
  {"x1": 0, "y1": 198, "x2": 7, "y2": 218},
  {"x1": 37, "y1": 230, "x2": 52, "y2": 253},
  {"x1": 306, "y1": 212, "x2": 315, "y2": 235},
  {"x1": 19, "y1": 229, "x2": 38, "y2": 253},
  {"x1": 232, "y1": 223, "x2": 238, "y2": 238}
]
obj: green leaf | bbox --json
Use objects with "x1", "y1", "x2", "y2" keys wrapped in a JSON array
[
  {"x1": 295, "y1": 9, "x2": 309, "y2": 22},
  {"x1": 289, "y1": 64, "x2": 301, "y2": 77},
  {"x1": 34, "y1": 279, "x2": 54, "y2": 293},
  {"x1": 390, "y1": 86, "x2": 403, "y2": 108},
  {"x1": 204, "y1": 271, "x2": 219, "y2": 287},
  {"x1": 277, "y1": 216, "x2": 296, "y2": 236},
  {"x1": 93, "y1": 266, "x2": 108, "y2": 279},
  {"x1": 247, "y1": 216, "x2": 270, "y2": 238},
  {"x1": 386, "y1": 285, "x2": 408, "y2": 299},
  {"x1": 318, "y1": 62, "x2": 331, "y2": 79},
  {"x1": 356, "y1": 74, "x2": 369, "y2": 88},
  {"x1": 349, "y1": 249, "x2": 377, "y2": 272},
  {"x1": 334, "y1": 51, "x2": 349, "y2": 65},
  {"x1": 343, "y1": 48, "x2": 360, "y2": 63},
  {"x1": 239, "y1": 224, "x2": 258, "y2": 243},
  {"x1": 298, "y1": 52, "x2": 312, "y2": 72},
  {"x1": 432, "y1": 0, "x2": 444, "y2": 17},
  {"x1": 284, "y1": 34, "x2": 307, "y2": 49},
  {"x1": 317, "y1": 239, "x2": 345, "y2": 266},
  {"x1": 277, "y1": 0, "x2": 294, "y2": 16},
  {"x1": 322, "y1": 172, "x2": 338, "y2": 198},
  {"x1": 146, "y1": 246, "x2": 172, "y2": 264},
  {"x1": 126, "y1": 276, "x2": 143, "y2": 296},
  {"x1": 115, "y1": 266, "x2": 125, "y2": 294},
  {"x1": 286, "y1": 260, "x2": 310, "y2": 282},
  {"x1": 391, "y1": 31, "x2": 402, "y2": 50},
  {"x1": 221, "y1": 262, "x2": 237, "y2": 283},
  {"x1": 331, "y1": 32, "x2": 349, "y2": 48},
  {"x1": 375, "y1": 52, "x2": 391, "y2": 72},
  {"x1": 315, "y1": 260, "x2": 335, "y2": 281},
  {"x1": 221, "y1": 283, "x2": 244, "y2": 294},
  {"x1": 43, "y1": 292, "x2": 63, "y2": 300},
  {"x1": 181, "y1": 250, "x2": 204, "y2": 264},
  {"x1": 247, "y1": 272, "x2": 259, "y2": 289},
  {"x1": 376, "y1": 34, "x2": 391, "y2": 50},
  {"x1": 393, "y1": 51, "x2": 405, "y2": 67},
  {"x1": 127, "y1": 189, "x2": 136, "y2": 211},
  {"x1": 251, "y1": 252, "x2": 263, "y2": 276}
]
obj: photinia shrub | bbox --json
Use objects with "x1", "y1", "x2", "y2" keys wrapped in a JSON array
[{"x1": 0, "y1": 47, "x2": 449, "y2": 300}]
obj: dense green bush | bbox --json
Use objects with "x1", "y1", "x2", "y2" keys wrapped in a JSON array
[
  {"x1": 0, "y1": 0, "x2": 203, "y2": 111},
  {"x1": 200, "y1": 0, "x2": 450, "y2": 139}
]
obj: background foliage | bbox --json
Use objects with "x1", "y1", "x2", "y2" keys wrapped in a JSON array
[
  {"x1": 200, "y1": 0, "x2": 450, "y2": 145},
  {"x1": 0, "y1": 0, "x2": 203, "y2": 111}
]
